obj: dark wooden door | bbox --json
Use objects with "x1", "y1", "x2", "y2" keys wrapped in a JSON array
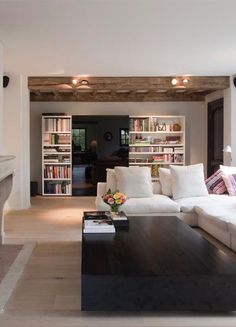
[{"x1": 207, "y1": 98, "x2": 224, "y2": 177}]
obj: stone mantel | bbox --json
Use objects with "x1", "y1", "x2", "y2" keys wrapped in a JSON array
[{"x1": 0, "y1": 155, "x2": 15, "y2": 244}]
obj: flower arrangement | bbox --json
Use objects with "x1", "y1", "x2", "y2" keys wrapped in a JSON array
[{"x1": 102, "y1": 189, "x2": 127, "y2": 212}]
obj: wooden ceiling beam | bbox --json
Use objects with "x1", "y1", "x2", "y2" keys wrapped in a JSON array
[
  {"x1": 28, "y1": 76, "x2": 229, "y2": 91},
  {"x1": 28, "y1": 76, "x2": 229, "y2": 102},
  {"x1": 30, "y1": 91, "x2": 205, "y2": 102}
]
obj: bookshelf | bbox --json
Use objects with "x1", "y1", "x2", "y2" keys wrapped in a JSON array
[
  {"x1": 42, "y1": 115, "x2": 72, "y2": 196},
  {"x1": 129, "y1": 116, "x2": 185, "y2": 178}
]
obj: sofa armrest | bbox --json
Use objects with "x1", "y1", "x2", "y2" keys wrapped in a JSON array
[
  {"x1": 95, "y1": 182, "x2": 110, "y2": 211},
  {"x1": 97, "y1": 182, "x2": 107, "y2": 197}
]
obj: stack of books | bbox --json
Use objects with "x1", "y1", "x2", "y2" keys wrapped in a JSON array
[
  {"x1": 83, "y1": 214, "x2": 115, "y2": 234},
  {"x1": 83, "y1": 211, "x2": 129, "y2": 231}
]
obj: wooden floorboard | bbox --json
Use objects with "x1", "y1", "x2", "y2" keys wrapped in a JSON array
[{"x1": 1, "y1": 196, "x2": 236, "y2": 326}]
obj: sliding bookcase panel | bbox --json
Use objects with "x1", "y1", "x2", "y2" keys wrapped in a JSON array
[
  {"x1": 129, "y1": 116, "x2": 185, "y2": 178},
  {"x1": 42, "y1": 115, "x2": 72, "y2": 196}
]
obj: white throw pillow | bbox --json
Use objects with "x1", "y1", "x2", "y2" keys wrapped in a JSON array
[
  {"x1": 159, "y1": 168, "x2": 172, "y2": 196},
  {"x1": 220, "y1": 165, "x2": 236, "y2": 175},
  {"x1": 106, "y1": 169, "x2": 117, "y2": 193},
  {"x1": 170, "y1": 164, "x2": 208, "y2": 200},
  {"x1": 115, "y1": 166, "x2": 153, "y2": 198}
]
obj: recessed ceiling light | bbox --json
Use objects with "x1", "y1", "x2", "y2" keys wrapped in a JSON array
[{"x1": 171, "y1": 78, "x2": 178, "y2": 86}]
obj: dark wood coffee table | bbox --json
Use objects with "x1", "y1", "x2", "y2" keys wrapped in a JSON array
[{"x1": 81, "y1": 216, "x2": 236, "y2": 311}]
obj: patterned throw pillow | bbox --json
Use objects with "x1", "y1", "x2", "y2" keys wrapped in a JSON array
[
  {"x1": 205, "y1": 169, "x2": 227, "y2": 194},
  {"x1": 222, "y1": 174, "x2": 236, "y2": 196}
]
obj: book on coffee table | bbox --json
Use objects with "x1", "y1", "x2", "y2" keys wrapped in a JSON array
[
  {"x1": 83, "y1": 211, "x2": 110, "y2": 220},
  {"x1": 83, "y1": 218, "x2": 115, "y2": 234},
  {"x1": 83, "y1": 211, "x2": 129, "y2": 230}
]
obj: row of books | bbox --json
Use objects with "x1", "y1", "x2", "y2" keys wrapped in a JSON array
[
  {"x1": 129, "y1": 146, "x2": 184, "y2": 153},
  {"x1": 43, "y1": 146, "x2": 71, "y2": 153},
  {"x1": 130, "y1": 117, "x2": 183, "y2": 133},
  {"x1": 130, "y1": 135, "x2": 182, "y2": 145},
  {"x1": 44, "y1": 165, "x2": 71, "y2": 179},
  {"x1": 44, "y1": 118, "x2": 71, "y2": 132},
  {"x1": 44, "y1": 154, "x2": 70, "y2": 163},
  {"x1": 44, "y1": 181, "x2": 71, "y2": 194},
  {"x1": 43, "y1": 133, "x2": 70, "y2": 145},
  {"x1": 129, "y1": 153, "x2": 184, "y2": 163},
  {"x1": 152, "y1": 154, "x2": 183, "y2": 163}
]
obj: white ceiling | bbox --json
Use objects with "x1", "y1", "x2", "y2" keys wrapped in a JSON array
[{"x1": 0, "y1": 0, "x2": 236, "y2": 76}]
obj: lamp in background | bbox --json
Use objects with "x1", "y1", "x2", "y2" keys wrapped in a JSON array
[{"x1": 223, "y1": 145, "x2": 232, "y2": 162}]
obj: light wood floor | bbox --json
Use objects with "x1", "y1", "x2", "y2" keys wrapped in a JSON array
[
  {"x1": 4, "y1": 196, "x2": 95, "y2": 244},
  {"x1": 1, "y1": 196, "x2": 236, "y2": 326}
]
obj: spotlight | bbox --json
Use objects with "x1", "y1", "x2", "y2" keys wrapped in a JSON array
[
  {"x1": 183, "y1": 78, "x2": 189, "y2": 85},
  {"x1": 171, "y1": 78, "x2": 178, "y2": 86},
  {"x1": 72, "y1": 79, "x2": 78, "y2": 86}
]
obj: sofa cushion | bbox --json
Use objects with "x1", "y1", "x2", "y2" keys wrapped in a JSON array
[
  {"x1": 121, "y1": 195, "x2": 180, "y2": 214},
  {"x1": 170, "y1": 164, "x2": 208, "y2": 200},
  {"x1": 195, "y1": 206, "x2": 231, "y2": 247},
  {"x1": 175, "y1": 194, "x2": 236, "y2": 213},
  {"x1": 96, "y1": 194, "x2": 180, "y2": 214},
  {"x1": 195, "y1": 205, "x2": 236, "y2": 224},
  {"x1": 205, "y1": 169, "x2": 227, "y2": 194},
  {"x1": 222, "y1": 174, "x2": 236, "y2": 196},
  {"x1": 159, "y1": 168, "x2": 172, "y2": 196},
  {"x1": 115, "y1": 166, "x2": 153, "y2": 198}
]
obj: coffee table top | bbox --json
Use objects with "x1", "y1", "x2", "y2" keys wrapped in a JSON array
[{"x1": 82, "y1": 216, "x2": 236, "y2": 276}]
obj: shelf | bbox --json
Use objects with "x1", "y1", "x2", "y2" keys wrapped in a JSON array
[
  {"x1": 43, "y1": 115, "x2": 71, "y2": 118},
  {"x1": 44, "y1": 178, "x2": 71, "y2": 181},
  {"x1": 42, "y1": 193, "x2": 72, "y2": 196},
  {"x1": 129, "y1": 152, "x2": 184, "y2": 155},
  {"x1": 43, "y1": 152, "x2": 71, "y2": 155},
  {"x1": 130, "y1": 115, "x2": 185, "y2": 119},
  {"x1": 44, "y1": 162, "x2": 71, "y2": 165},
  {"x1": 129, "y1": 131, "x2": 184, "y2": 134},
  {"x1": 129, "y1": 162, "x2": 184, "y2": 165},
  {"x1": 43, "y1": 131, "x2": 71, "y2": 134},
  {"x1": 129, "y1": 144, "x2": 184, "y2": 147},
  {"x1": 43, "y1": 144, "x2": 71, "y2": 147}
]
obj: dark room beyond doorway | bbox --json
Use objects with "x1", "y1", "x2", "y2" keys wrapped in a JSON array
[{"x1": 72, "y1": 115, "x2": 129, "y2": 196}]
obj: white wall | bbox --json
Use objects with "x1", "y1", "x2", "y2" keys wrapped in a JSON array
[
  {"x1": 30, "y1": 101, "x2": 206, "y2": 193},
  {"x1": 205, "y1": 84, "x2": 236, "y2": 166},
  {"x1": 229, "y1": 76, "x2": 236, "y2": 165},
  {"x1": 3, "y1": 74, "x2": 30, "y2": 209},
  {"x1": 0, "y1": 43, "x2": 3, "y2": 153}
]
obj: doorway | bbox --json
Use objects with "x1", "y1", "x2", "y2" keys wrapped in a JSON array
[
  {"x1": 72, "y1": 115, "x2": 129, "y2": 196},
  {"x1": 207, "y1": 98, "x2": 224, "y2": 177}
]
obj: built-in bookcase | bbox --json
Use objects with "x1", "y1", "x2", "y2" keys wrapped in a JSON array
[
  {"x1": 42, "y1": 115, "x2": 72, "y2": 196},
  {"x1": 129, "y1": 116, "x2": 185, "y2": 178}
]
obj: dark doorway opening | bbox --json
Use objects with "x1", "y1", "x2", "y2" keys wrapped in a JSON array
[
  {"x1": 72, "y1": 115, "x2": 129, "y2": 196},
  {"x1": 207, "y1": 98, "x2": 224, "y2": 177}
]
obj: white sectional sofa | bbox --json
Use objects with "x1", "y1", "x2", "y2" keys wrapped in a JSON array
[{"x1": 95, "y1": 165, "x2": 236, "y2": 252}]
